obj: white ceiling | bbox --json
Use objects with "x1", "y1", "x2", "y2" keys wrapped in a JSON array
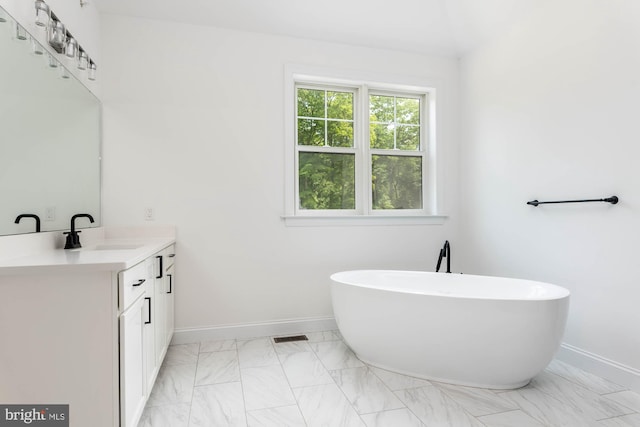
[{"x1": 93, "y1": 0, "x2": 547, "y2": 57}]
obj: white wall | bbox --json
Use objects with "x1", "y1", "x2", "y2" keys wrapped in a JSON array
[
  {"x1": 100, "y1": 15, "x2": 460, "y2": 330},
  {"x1": 460, "y1": 0, "x2": 640, "y2": 386}
]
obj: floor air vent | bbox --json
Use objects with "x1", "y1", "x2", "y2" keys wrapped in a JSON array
[{"x1": 273, "y1": 335, "x2": 308, "y2": 343}]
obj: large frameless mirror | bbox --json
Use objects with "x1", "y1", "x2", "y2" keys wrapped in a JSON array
[{"x1": 0, "y1": 5, "x2": 101, "y2": 236}]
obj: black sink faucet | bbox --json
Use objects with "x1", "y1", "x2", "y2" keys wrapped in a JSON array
[
  {"x1": 436, "y1": 240, "x2": 451, "y2": 273},
  {"x1": 15, "y1": 214, "x2": 41, "y2": 233},
  {"x1": 64, "y1": 213, "x2": 95, "y2": 249}
]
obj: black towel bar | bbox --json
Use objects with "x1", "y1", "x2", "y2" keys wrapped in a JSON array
[{"x1": 527, "y1": 196, "x2": 618, "y2": 207}]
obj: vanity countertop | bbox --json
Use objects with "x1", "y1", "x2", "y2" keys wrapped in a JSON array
[{"x1": 0, "y1": 227, "x2": 176, "y2": 275}]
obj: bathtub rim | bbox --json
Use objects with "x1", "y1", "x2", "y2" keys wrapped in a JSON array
[{"x1": 330, "y1": 269, "x2": 571, "y2": 301}]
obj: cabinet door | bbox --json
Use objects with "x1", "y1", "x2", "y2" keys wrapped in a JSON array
[
  {"x1": 154, "y1": 255, "x2": 167, "y2": 366},
  {"x1": 165, "y1": 264, "x2": 175, "y2": 344},
  {"x1": 120, "y1": 295, "x2": 146, "y2": 427},
  {"x1": 143, "y1": 292, "x2": 156, "y2": 393}
]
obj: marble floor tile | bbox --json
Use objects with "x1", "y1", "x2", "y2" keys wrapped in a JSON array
[
  {"x1": 279, "y1": 351, "x2": 334, "y2": 388},
  {"x1": 273, "y1": 340, "x2": 313, "y2": 355},
  {"x1": 294, "y1": 383, "x2": 365, "y2": 427},
  {"x1": 360, "y1": 408, "x2": 425, "y2": 427},
  {"x1": 200, "y1": 339, "x2": 236, "y2": 353},
  {"x1": 330, "y1": 367, "x2": 404, "y2": 414},
  {"x1": 602, "y1": 390, "x2": 640, "y2": 412},
  {"x1": 142, "y1": 335, "x2": 638, "y2": 427},
  {"x1": 310, "y1": 340, "x2": 365, "y2": 370},
  {"x1": 237, "y1": 338, "x2": 280, "y2": 368},
  {"x1": 189, "y1": 382, "x2": 247, "y2": 427},
  {"x1": 434, "y1": 382, "x2": 518, "y2": 416},
  {"x1": 246, "y1": 405, "x2": 306, "y2": 427},
  {"x1": 241, "y1": 365, "x2": 297, "y2": 411},
  {"x1": 138, "y1": 403, "x2": 191, "y2": 427},
  {"x1": 395, "y1": 386, "x2": 485, "y2": 427},
  {"x1": 499, "y1": 387, "x2": 601, "y2": 427},
  {"x1": 304, "y1": 330, "x2": 342, "y2": 342},
  {"x1": 164, "y1": 343, "x2": 200, "y2": 366},
  {"x1": 546, "y1": 360, "x2": 627, "y2": 394},
  {"x1": 529, "y1": 371, "x2": 635, "y2": 420},
  {"x1": 477, "y1": 409, "x2": 545, "y2": 427},
  {"x1": 369, "y1": 366, "x2": 432, "y2": 391},
  {"x1": 597, "y1": 413, "x2": 640, "y2": 427},
  {"x1": 195, "y1": 350, "x2": 240, "y2": 386},
  {"x1": 147, "y1": 363, "x2": 197, "y2": 407}
]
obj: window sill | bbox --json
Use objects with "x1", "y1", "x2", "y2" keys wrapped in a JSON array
[{"x1": 281, "y1": 215, "x2": 448, "y2": 227}]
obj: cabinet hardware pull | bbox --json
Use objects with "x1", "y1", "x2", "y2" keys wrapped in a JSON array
[
  {"x1": 168, "y1": 254, "x2": 175, "y2": 258},
  {"x1": 167, "y1": 274, "x2": 172, "y2": 294},
  {"x1": 133, "y1": 279, "x2": 145, "y2": 287},
  {"x1": 145, "y1": 297, "x2": 152, "y2": 324},
  {"x1": 156, "y1": 255, "x2": 163, "y2": 279}
]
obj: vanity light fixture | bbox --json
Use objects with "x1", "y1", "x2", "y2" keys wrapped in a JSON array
[
  {"x1": 31, "y1": 36, "x2": 45, "y2": 55},
  {"x1": 88, "y1": 60, "x2": 97, "y2": 81},
  {"x1": 14, "y1": 22, "x2": 28, "y2": 41},
  {"x1": 59, "y1": 66, "x2": 71, "y2": 79},
  {"x1": 48, "y1": 18, "x2": 66, "y2": 53},
  {"x1": 77, "y1": 49, "x2": 88, "y2": 70},
  {"x1": 35, "y1": 0, "x2": 50, "y2": 27},
  {"x1": 65, "y1": 35, "x2": 78, "y2": 58},
  {"x1": 48, "y1": 53, "x2": 59, "y2": 68},
  {"x1": 32, "y1": 0, "x2": 97, "y2": 81}
]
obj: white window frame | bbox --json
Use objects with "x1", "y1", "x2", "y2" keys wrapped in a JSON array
[
  {"x1": 295, "y1": 83, "x2": 360, "y2": 216},
  {"x1": 283, "y1": 64, "x2": 446, "y2": 226}
]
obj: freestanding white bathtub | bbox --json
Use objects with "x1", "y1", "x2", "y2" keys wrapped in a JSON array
[{"x1": 330, "y1": 270, "x2": 570, "y2": 389}]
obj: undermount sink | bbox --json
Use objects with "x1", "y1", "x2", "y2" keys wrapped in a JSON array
[{"x1": 92, "y1": 244, "x2": 143, "y2": 251}]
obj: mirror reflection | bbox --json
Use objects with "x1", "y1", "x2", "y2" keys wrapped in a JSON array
[{"x1": 0, "y1": 7, "x2": 101, "y2": 236}]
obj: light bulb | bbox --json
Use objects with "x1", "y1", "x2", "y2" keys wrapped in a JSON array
[
  {"x1": 35, "y1": 0, "x2": 50, "y2": 27},
  {"x1": 65, "y1": 36, "x2": 78, "y2": 58},
  {"x1": 78, "y1": 50, "x2": 88, "y2": 70},
  {"x1": 31, "y1": 36, "x2": 45, "y2": 55},
  {"x1": 88, "y1": 61, "x2": 97, "y2": 81}
]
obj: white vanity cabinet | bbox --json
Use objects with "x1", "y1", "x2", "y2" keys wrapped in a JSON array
[
  {"x1": 119, "y1": 257, "x2": 154, "y2": 427},
  {"x1": 119, "y1": 249, "x2": 176, "y2": 427},
  {"x1": 152, "y1": 245, "x2": 176, "y2": 369},
  {"x1": 0, "y1": 238, "x2": 176, "y2": 427}
]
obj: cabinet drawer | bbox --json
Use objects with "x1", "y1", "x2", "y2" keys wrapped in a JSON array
[{"x1": 119, "y1": 261, "x2": 149, "y2": 310}]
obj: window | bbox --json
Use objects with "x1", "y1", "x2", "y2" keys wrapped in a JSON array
[
  {"x1": 285, "y1": 70, "x2": 441, "y2": 224},
  {"x1": 297, "y1": 87, "x2": 357, "y2": 211}
]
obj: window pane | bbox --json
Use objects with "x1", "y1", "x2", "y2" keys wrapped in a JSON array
[
  {"x1": 372, "y1": 155, "x2": 422, "y2": 209},
  {"x1": 297, "y1": 118, "x2": 325, "y2": 146},
  {"x1": 327, "y1": 121, "x2": 353, "y2": 147},
  {"x1": 396, "y1": 125, "x2": 420, "y2": 150},
  {"x1": 299, "y1": 153, "x2": 355, "y2": 209},
  {"x1": 297, "y1": 88, "x2": 325, "y2": 118},
  {"x1": 327, "y1": 91, "x2": 353, "y2": 120},
  {"x1": 396, "y1": 97, "x2": 420, "y2": 125},
  {"x1": 370, "y1": 123, "x2": 394, "y2": 149},
  {"x1": 369, "y1": 95, "x2": 394, "y2": 123}
]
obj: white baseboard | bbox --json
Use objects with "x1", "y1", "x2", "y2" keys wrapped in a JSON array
[
  {"x1": 171, "y1": 317, "x2": 338, "y2": 345},
  {"x1": 557, "y1": 343, "x2": 640, "y2": 394}
]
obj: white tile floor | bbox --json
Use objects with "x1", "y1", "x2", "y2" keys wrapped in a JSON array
[{"x1": 139, "y1": 331, "x2": 640, "y2": 427}]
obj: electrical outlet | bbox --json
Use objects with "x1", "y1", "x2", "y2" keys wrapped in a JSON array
[
  {"x1": 45, "y1": 206, "x2": 56, "y2": 221},
  {"x1": 144, "y1": 207, "x2": 154, "y2": 221}
]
